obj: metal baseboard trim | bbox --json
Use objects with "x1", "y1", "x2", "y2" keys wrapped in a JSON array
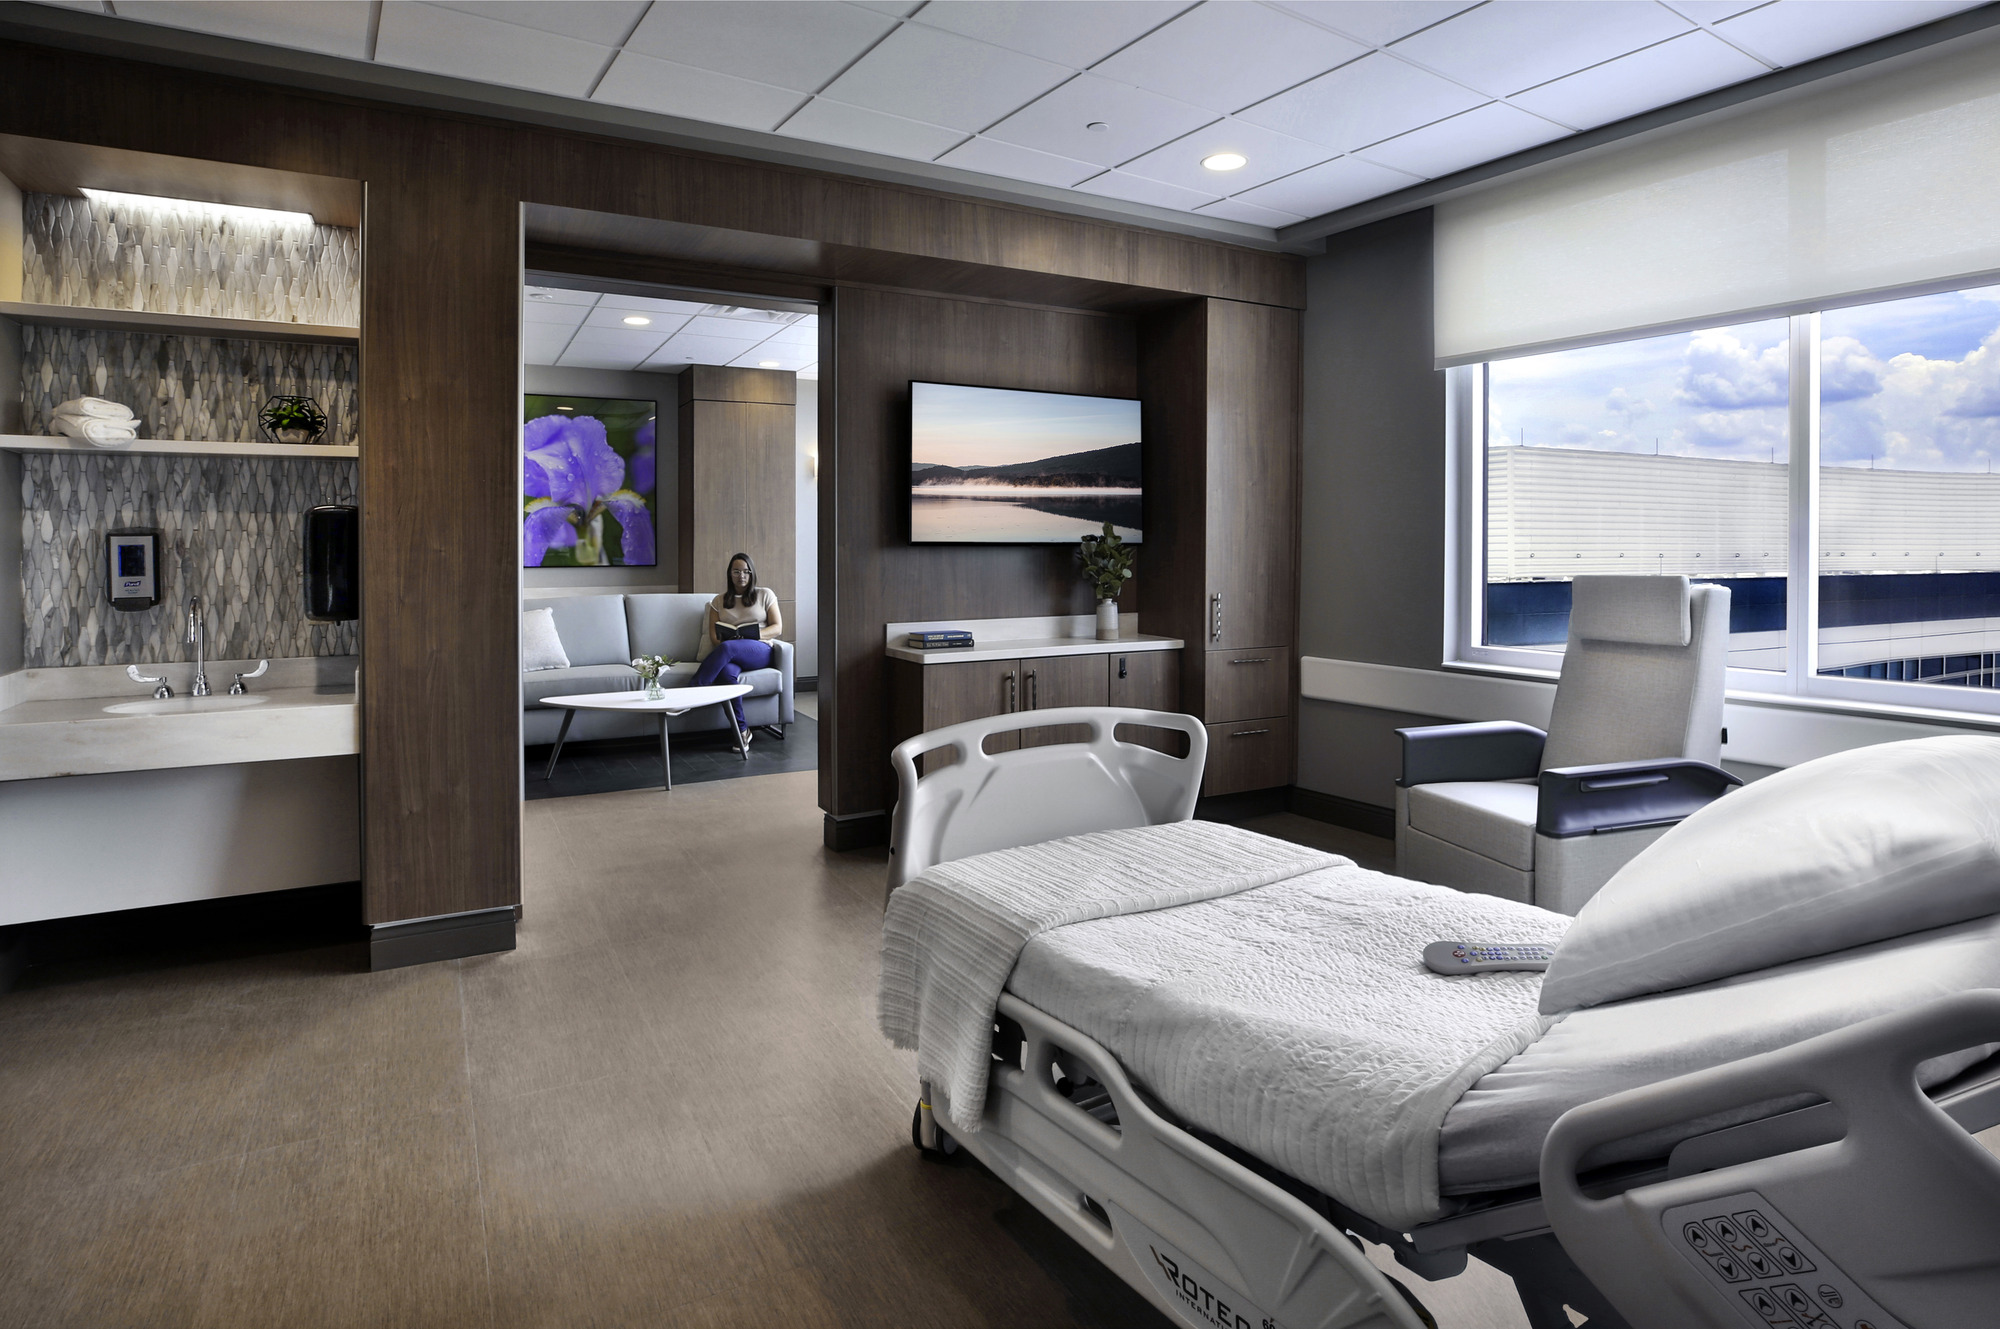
[{"x1": 369, "y1": 906, "x2": 516, "y2": 970}]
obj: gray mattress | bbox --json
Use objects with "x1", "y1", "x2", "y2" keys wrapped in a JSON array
[{"x1": 1436, "y1": 911, "x2": 2000, "y2": 1195}]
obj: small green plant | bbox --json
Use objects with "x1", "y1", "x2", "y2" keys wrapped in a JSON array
[
  {"x1": 631, "y1": 654, "x2": 678, "y2": 683},
  {"x1": 258, "y1": 395, "x2": 327, "y2": 442},
  {"x1": 1078, "y1": 521, "x2": 1136, "y2": 602}
]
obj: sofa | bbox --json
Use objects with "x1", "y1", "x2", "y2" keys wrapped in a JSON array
[{"x1": 522, "y1": 592, "x2": 795, "y2": 746}]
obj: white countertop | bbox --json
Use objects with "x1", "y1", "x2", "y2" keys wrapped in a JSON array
[
  {"x1": 0, "y1": 685, "x2": 359, "y2": 781},
  {"x1": 886, "y1": 632, "x2": 1183, "y2": 665}
]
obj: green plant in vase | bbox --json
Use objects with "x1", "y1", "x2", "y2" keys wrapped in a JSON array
[
  {"x1": 259, "y1": 395, "x2": 328, "y2": 445},
  {"x1": 1078, "y1": 521, "x2": 1136, "y2": 641},
  {"x1": 633, "y1": 653, "x2": 677, "y2": 700}
]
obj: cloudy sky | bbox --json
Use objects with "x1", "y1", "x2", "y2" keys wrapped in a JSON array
[
  {"x1": 911, "y1": 382, "x2": 1140, "y2": 469},
  {"x1": 1487, "y1": 282, "x2": 2000, "y2": 473}
]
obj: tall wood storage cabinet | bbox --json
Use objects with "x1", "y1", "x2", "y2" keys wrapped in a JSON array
[{"x1": 1140, "y1": 298, "x2": 1301, "y2": 797}]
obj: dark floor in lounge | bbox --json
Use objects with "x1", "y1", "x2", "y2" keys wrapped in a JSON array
[{"x1": 525, "y1": 714, "x2": 817, "y2": 799}]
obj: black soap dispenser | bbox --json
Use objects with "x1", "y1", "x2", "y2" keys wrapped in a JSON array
[{"x1": 304, "y1": 505, "x2": 359, "y2": 623}]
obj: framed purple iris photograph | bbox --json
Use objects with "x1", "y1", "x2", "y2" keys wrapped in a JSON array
[{"x1": 523, "y1": 395, "x2": 657, "y2": 567}]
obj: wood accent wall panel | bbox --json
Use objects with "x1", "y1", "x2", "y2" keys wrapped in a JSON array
[
  {"x1": 676, "y1": 374, "x2": 796, "y2": 605},
  {"x1": 824, "y1": 287, "x2": 1136, "y2": 819},
  {"x1": 1206, "y1": 299, "x2": 1301, "y2": 652}
]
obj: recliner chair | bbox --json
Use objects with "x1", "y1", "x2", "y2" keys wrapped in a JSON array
[{"x1": 1395, "y1": 576, "x2": 1742, "y2": 915}]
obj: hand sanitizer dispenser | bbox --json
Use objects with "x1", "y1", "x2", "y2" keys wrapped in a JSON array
[{"x1": 106, "y1": 531, "x2": 161, "y2": 611}]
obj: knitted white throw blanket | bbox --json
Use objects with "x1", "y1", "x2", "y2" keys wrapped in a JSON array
[{"x1": 878, "y1": 820, "x2": 1339, "y2": 1132}]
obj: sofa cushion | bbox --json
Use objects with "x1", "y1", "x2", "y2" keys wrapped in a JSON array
[
  {"x1": 626, "y1": 593, "x2": 711, "y2": 662},
  {"x1": 522, "y1": 607, "x2": 570, "y2": 671},
  {"x1": 523, "y1": 663, "x2": 639, "y2": 708},
  {"x1": 1406, "y1": 780, "x2": 1539, "y2": 872},
  {"x1": 525, "y1": 596, "x2": 631, "y2": 668}
]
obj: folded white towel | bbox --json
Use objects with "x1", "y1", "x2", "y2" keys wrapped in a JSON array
[
  {"x1": 53, "y1": 416, "x2": 139, "y2": 448},
  {"x1": 53, "y1": 396, "x2": 136, "y2": 423}
]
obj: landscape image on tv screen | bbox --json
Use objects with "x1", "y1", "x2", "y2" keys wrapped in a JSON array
[{"x1": 910, "y1": 381, "x2": 1142, "y2": 544}]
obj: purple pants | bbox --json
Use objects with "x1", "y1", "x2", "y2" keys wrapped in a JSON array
[{"x1": 694, "y1": 638, "x2": 773, "y2": 729}]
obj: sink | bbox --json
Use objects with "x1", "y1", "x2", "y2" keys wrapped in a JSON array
[{"x1": 103, "y1": 695, "x2": 270, "y2": 716}]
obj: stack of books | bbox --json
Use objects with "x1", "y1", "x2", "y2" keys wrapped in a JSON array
[{"x1": 906, "y1": 629, "x2": 974, "y2": 650}]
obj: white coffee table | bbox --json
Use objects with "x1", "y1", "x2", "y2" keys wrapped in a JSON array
[{"x1": 539, "y1": 682, "x2": 755, "y2": 790}]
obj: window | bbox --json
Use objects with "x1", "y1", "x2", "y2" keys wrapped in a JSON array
[{"x1": 1453, "y1": 283, "x2": 2000, "y2": 715}]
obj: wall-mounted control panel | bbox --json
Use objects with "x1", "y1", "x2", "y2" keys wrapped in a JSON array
[{"x1": 106, "y1": 532, "x2": 161, "y2": 612}]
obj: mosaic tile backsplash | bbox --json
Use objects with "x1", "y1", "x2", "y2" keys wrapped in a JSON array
[
  {"x1": 21, "y1": 452, "x2": 359, "y2": 668},
  {"x1": 21, "y1": 325, "x2": 358, "y2": 445},
  {"x1": 21, "y1": 193, "x2": 360, "y2": 327}
]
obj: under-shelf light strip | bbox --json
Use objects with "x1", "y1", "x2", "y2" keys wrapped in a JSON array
[{"x1": 78, "y1": 189, "x2": 315, "y2": 228}]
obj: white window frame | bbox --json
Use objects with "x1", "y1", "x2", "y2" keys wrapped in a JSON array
[{"x1": 1447, "y1": 309, "x2": 2000, "y2": 720}]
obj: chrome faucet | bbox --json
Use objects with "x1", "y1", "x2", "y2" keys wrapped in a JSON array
[
  {"x1": 127, "y1": 664, "x2": 172, "y2": 699},
  {"x1": 187, "y1": 597, "x2": 210, "y2": 697}
]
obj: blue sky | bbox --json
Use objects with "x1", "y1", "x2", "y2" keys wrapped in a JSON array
[
  {"x1": 912, "y1": 382, "x2": 1140, "y2": 469},
  {"x1": 1821, "y1": 284, "x2": 2000, "y2": 471}
]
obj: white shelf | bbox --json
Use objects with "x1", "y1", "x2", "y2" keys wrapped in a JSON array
[
  {"x1": 0, "y1": 300, "x2": 358, "y2": 345},
  {"x1": 0, "y1": 435, "x2": 358, "y2": 459}
]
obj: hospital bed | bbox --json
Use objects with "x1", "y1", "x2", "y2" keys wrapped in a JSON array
[{"x1": 880, "y1": 706, "x2": 2000, "y2": 1329}]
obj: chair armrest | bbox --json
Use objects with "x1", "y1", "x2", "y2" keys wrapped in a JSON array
[
  {"x1": 1536, "y1": 759, "x2": 1742, "y2": 838},
  {"x1": 768, "y1": 639, "x2": 796, "y2": 722},
  {"x1": 1397, "y1": 721, "x2": 1546, "y2": 787}
]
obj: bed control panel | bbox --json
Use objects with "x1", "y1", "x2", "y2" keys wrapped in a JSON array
[
  {"x1": 1422, "y1": 941, "x2": 1554, "y2": 974},
  {"x1": 1663, "y1": 1192, "x2": 1905, "y2": 1329}
]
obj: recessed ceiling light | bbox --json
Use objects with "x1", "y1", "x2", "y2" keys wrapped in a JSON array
[
  {"x1": 1202, "y1": 153, "x2": 1247, "y2": 172},
  {"x1": 525, "y1": 290, "x2": 555, "y2": 302},
  {"x1": 622, "y1": 315, "x2": 652, "y2": 326},
  {"x1": 759, "y1": 360, "x2": 781, "y2": 368},
  {"x1": 1086, "y1": 122, "x2": 1109, "y2": 133}
]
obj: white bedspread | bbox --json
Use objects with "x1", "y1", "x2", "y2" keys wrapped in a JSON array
[
  {"x1": 1008, "y1": 864, "x2": 1569, "y2": 1231},
  {"x1": 879, "y1": 821, "x2": 1338, "y2": 1132}
]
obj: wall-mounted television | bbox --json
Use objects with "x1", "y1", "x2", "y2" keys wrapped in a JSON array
[{"x1": 909, "y1": 381, "x2": 1142, "y2": 544}]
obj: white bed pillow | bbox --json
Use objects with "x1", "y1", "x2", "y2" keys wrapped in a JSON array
[
  {"x1": 521, "y1": 607, "x2": 570, "y2": 672},
  {"x1": 1540, "y1": 735, "x2": 2000, "y2": 1014}
]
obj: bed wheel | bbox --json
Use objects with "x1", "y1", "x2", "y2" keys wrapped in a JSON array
[{"x1": 910, "y1": 1103, "x2": 960, "y2": 1159}]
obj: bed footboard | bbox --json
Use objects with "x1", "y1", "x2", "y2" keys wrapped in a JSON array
[{"x1": 941, "y1": 992, "x2": 1429, "y2": 1329}]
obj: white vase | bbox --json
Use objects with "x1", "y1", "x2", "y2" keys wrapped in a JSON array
[{"x1": 1096, "y1": 599, "x2": 1120, "y2": 640}]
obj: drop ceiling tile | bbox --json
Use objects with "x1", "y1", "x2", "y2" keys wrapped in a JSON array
[
  {"x1": 425, "y1": 1, "x2": 647, "y2": 45},
  {"x1": 111, "y1": 1, "x2": 376, "y2": 59},
  {"x1": 524, "y1": 286, "x2": 599, "y2": 307},
  {"x1": 1714, "y1": 0, "x2": 1981, "y2": 67},
  {"x1": 756, "y1": 324, "x2": 822, "y2": 351},
  {"x1": 778, "y1": 98, "x2": 969, "y2": 161},
  {"x1": 935, "y1": 135, "x2": 1102, "y2": 188},
  {"x1": 678, "y1": 316, "x2": 784, "y2": 342},
  {"x1": 797, "y1": 363, "x2": 821, "y2": 380},
  {"x1": 622, "y1": 1, "x2": 897, "y2": 93},
  {"x1": 1512, "y1": 29, "x2": 1769, "y2": 129},
  {"x1": 1092, "y1": 2, "x2": 1369, "y2": 114},
  {"x1": 594, "y1": 294, "x2": 711, "y2": 316},
  {"x1": 1390, "y1": 1, "x2": 1695, "y2": 97},
  {"x1": 593, "y1": 51, "x2": 807, "y2": 131},
  {"x1": 1119, "y1": 119, "x2": 1335, "y2": 194},
  {"x1": 1271, "y1": 1, "x2": 1479, "y2": 46},
  {"x1": 1232, "y1": 154, "x2": 1423, "y2": 216},
  {"x1": 731, "y1": 348, "x2": 815, "y2": 371},
  {"x1": 583, "y1": 307, "x2": 692, "y2": 335},
  {"x1": 1356, "y1": 101, "x2": 1570, "y2": 179},
  {"x1": 914, "y1": 1, "x2": 1190, "y2": 68},
  {"x1": 645, "y1": 334, "x2": 776, "y2": 368},
  {"x1": 983, "y1": 74, "x2": 1218, "y2": 168},
  {"x1": 562, "y1": 328, "x2": 670, "y2": 360},
  {"x1": 851, "y1": 0, "x2": 924, "y2": 14},
  {"x1": 1073, "y1": 171, "x2": 1222, "y2": 211},
  {"x1": 523, "y1": 300, "x2": 589, "y2": 326},
  {"x1": 376, "y1": 4, "x2": 613, "y2": 97},
  {"x1": 1196, "y1": 196, "x2": 1309, "y2": 227},
  {"x1": 1665, "y1": 0, "x2": 1769, "y2": 20},
  {"x1": 818, "y1": 22, "x2": 1071, "y2": 132},
  {"x1": 1237, "y1": 51, "x2": 1487, "y2": 152},
  {"x1": 522, "y1": 324, "x2": 575, "y2": 366}
]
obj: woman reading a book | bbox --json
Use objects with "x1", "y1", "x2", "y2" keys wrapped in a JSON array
[{"x1": 694, "y1": 552, "x2": 782, "y2": 743}]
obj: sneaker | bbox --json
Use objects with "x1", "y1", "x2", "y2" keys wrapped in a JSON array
[{"x1": 740, "y1": 728, "x2": 754, "y2": 746}]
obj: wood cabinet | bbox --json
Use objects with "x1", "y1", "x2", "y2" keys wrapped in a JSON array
[
  {"x1": 1140, "y1": 298, "x2": 1301, "y2": 798},
  {"x1": 890, "y1": 649, "x2": 1181, "y2": 772}
]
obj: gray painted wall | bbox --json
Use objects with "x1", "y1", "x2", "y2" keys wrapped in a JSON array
[
  {"x1": 1296, "y1": 209, "x2": 1451, "y2": 811},
  {"x1": 522, "y1": 364, "x2": 679, "y2": 591}
]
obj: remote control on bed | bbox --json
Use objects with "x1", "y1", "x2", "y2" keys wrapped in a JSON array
[{"x1": 1423, "y1": 941, "x2": 1556, "y2": 974}]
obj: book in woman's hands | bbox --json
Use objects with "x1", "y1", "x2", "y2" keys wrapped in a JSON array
[{"x1": 714, "y1": 622, "x2": 762, "y2": 642}]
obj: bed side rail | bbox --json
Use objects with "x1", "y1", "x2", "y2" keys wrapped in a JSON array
[
  {"x1": 1541, "y1": 989, "x2": 2000, "y2": 1329},
  {"x1": 888, "y1": 707, "x2": 1208, "y2": 891}
]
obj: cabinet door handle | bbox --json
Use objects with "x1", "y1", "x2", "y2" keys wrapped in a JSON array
[
  {"x1": 1006, "y1": 672, "x2": 1017, "y2": 712},
  {"x1": 1117, "y1": 656, "x2": 1128, "y2": 680},
  {"x1": 1210, "y1": 593, "x2": 1223, "y2": 643},
  {"x1": 1228, "y1": 657, "x2": 1271, "y2": 665},
  {"x1": 1026, "y1": 669, "x2": 1038, "y2": 710},
  {"x1": 1230, "y1": 728, "x2": 1271, "y2": 738}
]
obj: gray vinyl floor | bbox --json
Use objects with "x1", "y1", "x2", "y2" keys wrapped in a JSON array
[{"x1": 0, "y1": 773, "x2": 1549, "y2": 1328}]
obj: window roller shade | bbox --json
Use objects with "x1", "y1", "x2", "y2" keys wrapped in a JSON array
[{"x1": 1435, "y1": 29, "x2": 2000, "y2": 366}]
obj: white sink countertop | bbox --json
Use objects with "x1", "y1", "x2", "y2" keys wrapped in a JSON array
[
  {"x1": 0, "y1": 658, "x2": 359, "y2": 781},
  {"x1": 883, "y1": 612, "x2": 1183, "y2": 665}
]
